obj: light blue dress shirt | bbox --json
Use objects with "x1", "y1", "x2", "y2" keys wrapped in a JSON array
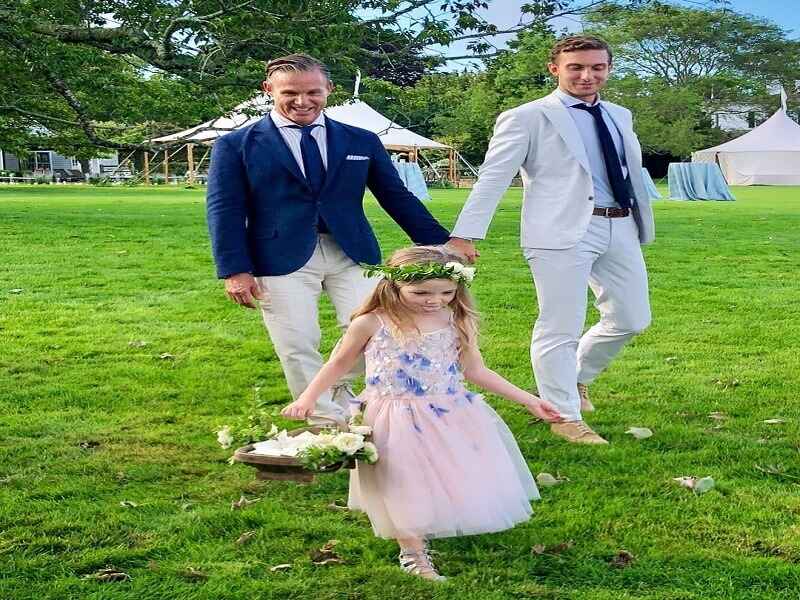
[{"x1": 555, "y1": 88, "x2": 629, "y2": 209}]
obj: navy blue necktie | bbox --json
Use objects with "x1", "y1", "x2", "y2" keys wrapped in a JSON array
[
  {"x1": 571, "y1": 103, "x2": 631, "y2": 209},
  {"x1": 290, "y1": 124, "x2": 328, "y2": 232}
]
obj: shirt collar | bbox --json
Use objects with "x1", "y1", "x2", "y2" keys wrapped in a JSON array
[
  {"x1": 270, "y1": 110, "x2": 326, "y2": 129},
  {"x1": 554, "y1": 87, "x2": 601, "y2": 108}
]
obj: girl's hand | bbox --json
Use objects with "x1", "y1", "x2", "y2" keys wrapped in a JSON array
[
  {"x1": 281, "y1": 395, "x2": 317, "y2": 420},
  {"x1": 525, "y1": 395, "x2": 564, "y2": 423}
]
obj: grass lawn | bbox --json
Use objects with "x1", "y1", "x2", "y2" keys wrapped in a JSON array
[{"x1": 1, "y1": 184, "x2": 799, "y2": 599}]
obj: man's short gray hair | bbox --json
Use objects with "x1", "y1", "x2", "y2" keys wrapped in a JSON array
[{"x1": 265, "y1": 53, "x2": 332, "y2": 82}]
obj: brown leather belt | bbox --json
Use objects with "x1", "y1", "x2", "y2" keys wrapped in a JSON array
[{"x1": 593, "y1": 207, "x2": 630, "y2": 218}]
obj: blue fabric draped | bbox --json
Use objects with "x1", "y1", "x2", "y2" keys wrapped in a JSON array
[
  {"x1": 641, "y1": 167, "x2": 662, "y2": 199},
  {"x1": 668, "y1": 163, "x2": 735, "y2": 201},
  {"x1": 392, "y1": 160, "x2": 430, "y2": 201}
]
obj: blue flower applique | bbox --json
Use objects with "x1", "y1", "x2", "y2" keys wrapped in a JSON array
[
  {"x1": 429, "y1": 403, "x2": 450, "y2": 418},
  {"x1": 396, "y1": 369, "x2": 426, "y2": 396},
  {"x1": 416, "y1": 354, "x2": 432, "y2": 368},
  {"x1": 366, "y1": 375, "x2": 381, "y2": 385},
  {"x1": 400, "y1": 353, "x2": 416, "y2": 365},
  {"x1": 446, "y1": 385, "x2": 458, "y2": 395},
  {"x1": 447, "y1": 362, "x2": 459, "y2": 375},
  {"x1": 464, "y1": 391, "x2": 478, "y2": 404}
]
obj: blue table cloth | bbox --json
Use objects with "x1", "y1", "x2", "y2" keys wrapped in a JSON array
[
  {"x1": 392, "y1": 161, "x2": 430, "y2": 201},
  {"x1": 667, "y1": 163, "x2": 735, "y2": 201},
  {"x1": 641, "y1": 167, "x2": 662, "y2": 199}
]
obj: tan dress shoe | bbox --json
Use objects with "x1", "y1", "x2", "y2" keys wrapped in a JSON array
[
  {"x1": 550, "y1": 421, "x2": 608, "y2": 444},
  {"x1": 577, "y1": 383, "x2": 595, "y2": 413}
]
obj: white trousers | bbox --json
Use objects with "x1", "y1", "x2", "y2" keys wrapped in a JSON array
[
  {"x1": 524, "y1": 215, "x2": 651, "y2": 422},
  {"x1": 256, "y1": 235, "x2": 379, "y2": 422}
]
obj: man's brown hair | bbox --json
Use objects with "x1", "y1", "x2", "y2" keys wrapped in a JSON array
[
  {"x1": 265, "y1": 53, "x2": 331, "y2": 81},
  {"x1": 549, "y1": 35, "x2": 612, "y2": 64}
]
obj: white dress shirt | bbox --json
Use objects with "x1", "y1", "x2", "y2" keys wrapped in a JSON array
[
  {"x1": 555, "y1": 88, "x2": 628, "y2": 209},
  {"x1": 270, "y1": 110, "x2": 328, "y2": 174}
]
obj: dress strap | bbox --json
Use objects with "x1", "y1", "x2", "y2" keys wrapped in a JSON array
[{"x1": 373, "y1": 312, "x2": 386, "y2": 328}]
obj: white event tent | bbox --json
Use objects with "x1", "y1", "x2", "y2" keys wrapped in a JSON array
[
  {"x1": 149, "y1": 94, "x2": 458, "y2": 184},
  {"x1": 692, "y1": 90, "x2": 800, "y2": 185},
  {"x1": 151, "y1": 95, "x2": 449, "y2": 151}
]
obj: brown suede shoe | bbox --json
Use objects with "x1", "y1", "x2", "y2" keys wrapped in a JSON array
[
  {"x1": 577, "y1": 383, "x2": 595, "y2": 413},
  {"x1": 550, "y1": 421, "x2": 608, "y2": 444}
]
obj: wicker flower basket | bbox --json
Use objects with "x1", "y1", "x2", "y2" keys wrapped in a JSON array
[{"x1": 232, "y1": 417, "x2": 355, "y2": 483}]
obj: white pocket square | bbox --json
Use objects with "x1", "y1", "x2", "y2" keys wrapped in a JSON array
[{"x1": 346, "y1": 155, "x2": 370, "y2": 161}]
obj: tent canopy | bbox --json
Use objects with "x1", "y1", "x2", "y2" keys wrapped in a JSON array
[
  {"x1": 692, "y1": 96, "x2": 800, "y2": 185},
  {"x1": 151, "y1": 96, "x2": 449, "y2": 151}
]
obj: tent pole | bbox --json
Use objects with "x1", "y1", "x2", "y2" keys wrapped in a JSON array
[
  {"x1": 164, "y1": 149, "x2": 169, "y2": 184},
  {"x1": 448, "y1": 148, "x2": 456, "y2": 185},
  {"x1": 187, "y1": 143, "x2": 195, "y2": 185},
  {"x1": 144, "y1": 152, "x2": 150, "y2": 185}
]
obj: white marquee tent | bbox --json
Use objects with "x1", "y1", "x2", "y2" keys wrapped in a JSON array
[
  {"x1": 692, "y1": 90, "x2": 800, "y2": 185},
  {"x1": 151, "y1": 95, "x2": 449, "y2": 151}
]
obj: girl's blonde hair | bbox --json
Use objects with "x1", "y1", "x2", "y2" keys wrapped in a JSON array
[{"x1": 352, "y1": 246, "x2": 479, "y2": 352}]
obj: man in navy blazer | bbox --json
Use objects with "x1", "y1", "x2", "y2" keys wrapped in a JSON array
[{"x1": 207, "y1": 53, "x2": 450, "y2": 421}]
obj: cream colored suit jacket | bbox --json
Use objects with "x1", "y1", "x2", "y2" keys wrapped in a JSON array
[{"x1": 451, "y1": 90, "x2": 655, "y2": 248}]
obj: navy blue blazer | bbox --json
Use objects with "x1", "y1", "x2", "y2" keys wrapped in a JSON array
[{"x1": 206, "y1": 115, "x2": 450, "y2": 278}]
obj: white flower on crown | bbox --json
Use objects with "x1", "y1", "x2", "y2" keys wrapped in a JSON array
[
  {"x1": 460, "y1": 267, "x2": 476, "y2": 283},
  {"x1": 445, "y1": 261, "x2": 465, "y2": 274},
  {"x1": 216, "y1": 426, "x2": 234, "y2": 449},
  {"x1": 332, "y1": 432, "x2": 365, "y2": 455}
]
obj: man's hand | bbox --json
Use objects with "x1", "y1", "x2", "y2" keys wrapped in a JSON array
[
  {"x1": 446, "y1": 237, "x2": 479, "y2": 264},
  {"x1": 224, "y1": 273, "x2": 263, "y2": 309}
]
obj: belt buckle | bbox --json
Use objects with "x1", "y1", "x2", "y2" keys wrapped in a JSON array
[{"x1": 603, "y1": 207, "x2": 612, "y2": 218}]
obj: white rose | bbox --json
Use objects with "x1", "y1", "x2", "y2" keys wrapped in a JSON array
[
  {"x1": 349, "y1": 424, "x2": 372, "y2": 436},
  {"x1": 216, "y1": 426, "x2": 234, "y2": 449},
  {"x1": 332, "y1": 432, "x2": 365, "y2": 455},
  {"x1": 362, "y1": 441, "x2": 379, "y2": 463},
  {"x1": 460, "y1": 267, "x2": 476, "y2": 282},
  {"x1": 445, "y1": 261, "x2": 464, "y2": 274}
]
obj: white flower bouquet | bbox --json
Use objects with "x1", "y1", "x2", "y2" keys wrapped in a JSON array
[{"x1": 216, "y1": 411, "x2": 378, "y2": 480}]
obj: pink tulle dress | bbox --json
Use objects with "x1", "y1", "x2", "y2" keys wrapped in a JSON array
[{"x1": 348, "y1": 313, "x2": 539, "y2": 540}]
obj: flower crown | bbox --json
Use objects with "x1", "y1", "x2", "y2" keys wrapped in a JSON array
[{"x1": 362, "y1": 261, "x2": 476, "y2": 287}]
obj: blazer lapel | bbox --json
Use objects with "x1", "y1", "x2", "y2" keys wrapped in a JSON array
[
  {"x1": 540, "y1": 91, "x2": 591, "y2": 174},
  {"x1": 322, "y1": 117, "x2": 347, "y2": 189},
  {"x1": 253, "y1": 116, "x2": 309, "y2": 189},
  {"x1": 602, "y1": 103, "x2": 640, "y2": 171}
]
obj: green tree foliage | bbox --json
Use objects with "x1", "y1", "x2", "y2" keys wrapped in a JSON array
[
  {"x1": 1, "y1": 0, "x2": 604, "y2": 153},
  {"x1": 584, "y1": 1, "x2": 800, "y2": 155}
]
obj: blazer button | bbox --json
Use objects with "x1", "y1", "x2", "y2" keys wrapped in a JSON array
[{"x1": 588, "y1": 195, "x2": 594, "y2": 201}]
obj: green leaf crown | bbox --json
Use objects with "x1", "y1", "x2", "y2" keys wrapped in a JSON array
[{"x1": 362, "y1": 261, "x2": 476, "y2": 287}]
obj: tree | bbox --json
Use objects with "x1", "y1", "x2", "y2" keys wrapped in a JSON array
[
  {"x1": 584, "y1": 1, "x2": 800, "y2": 155},
  {"x1": 0, "y1": 0, "x2": 637, "y2": 154}
]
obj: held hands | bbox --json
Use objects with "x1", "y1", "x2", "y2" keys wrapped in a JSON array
[
  {"x1": 524, "y1": 394, "x2": 564, "y2": 423},
  {"x1": 281, "y1": 394, "x2": 317, "y2": 420},
  {"x1": 445, "y1": 237, "x2": 479, "y2": 264},
  {"x1": 224, "y1": 273, "x2": 263, "y2": 308}
]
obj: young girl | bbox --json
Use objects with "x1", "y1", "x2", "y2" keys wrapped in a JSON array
[{"x1": 282, "y1": 246, "x2": 562, "y2": 581}]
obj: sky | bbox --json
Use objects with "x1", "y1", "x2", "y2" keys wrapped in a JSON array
[{"x1": 443, "y1": 0, "x2": 800, "y2": 67}]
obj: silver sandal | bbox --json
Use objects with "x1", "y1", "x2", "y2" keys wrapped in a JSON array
[{"x1": 398, "y1": 547, "x2": 446, "y2": 581}]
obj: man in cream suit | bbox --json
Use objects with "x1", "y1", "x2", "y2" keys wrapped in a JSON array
[{"x1": 447, "y1": 36, "x2": 654, "y2": 444}]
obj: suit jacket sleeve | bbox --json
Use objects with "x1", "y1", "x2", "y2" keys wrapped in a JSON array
[
  {"x1": 206, "y1": 135, "x2": 254, "y2": 279},
  {"x1": 365, "y1": 134, "x2": 450, "y2": 245},
  {"x1": 450, "y1": 109, "x2": 531, "y2": 240}
]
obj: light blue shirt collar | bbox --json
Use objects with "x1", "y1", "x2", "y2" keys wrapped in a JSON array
[{"x1": 554, "y1": 87, "x2": 601, "y2": 108}]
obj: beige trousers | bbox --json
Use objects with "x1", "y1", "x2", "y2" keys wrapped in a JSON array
[
  {"x1": 524, "y1": 215, "x2": 651, "y2": 422},
  {"x1": 256, "y1": 235, "x2": 379, "y2": 422}
]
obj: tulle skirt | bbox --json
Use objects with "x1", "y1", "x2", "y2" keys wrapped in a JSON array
[{"x1": 348, "y1": 392, "x2": 539, "y2": 540}]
